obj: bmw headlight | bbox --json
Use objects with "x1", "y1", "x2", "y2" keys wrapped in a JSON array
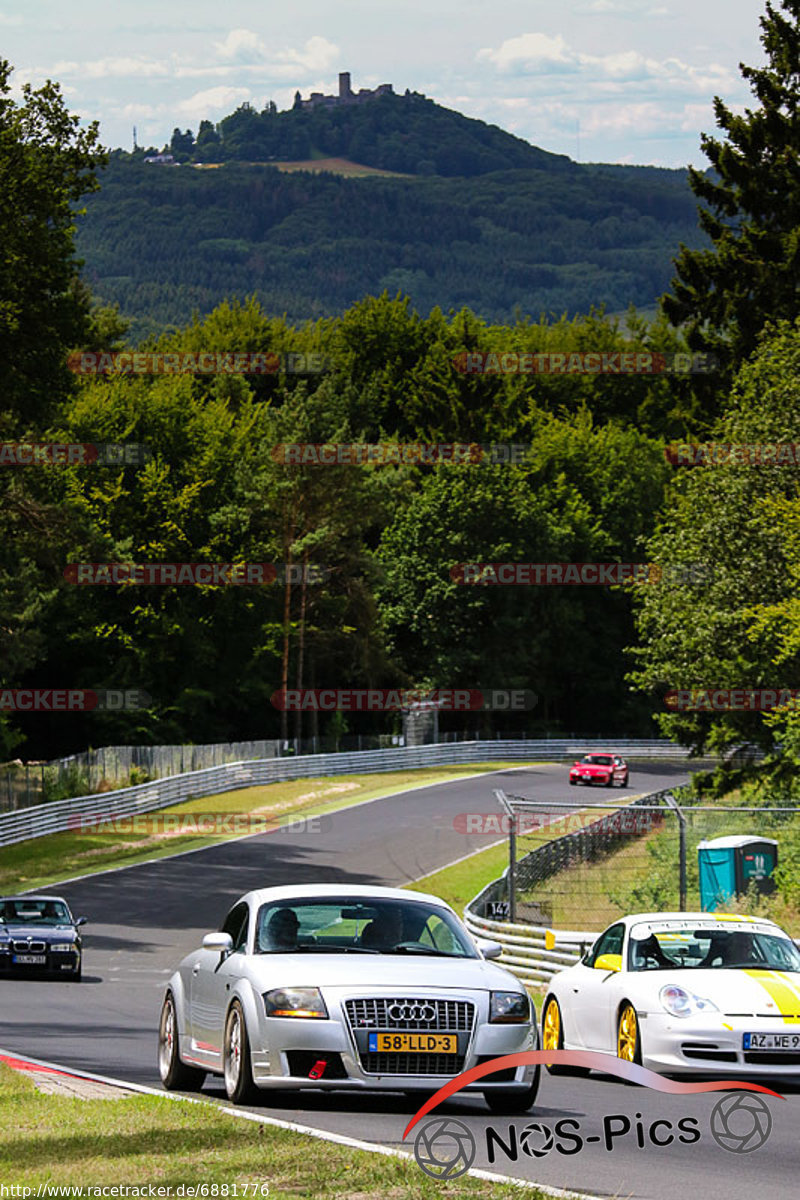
[
  {"x1": 50, "y1": 943, "x2": 75, "y2": 953},
  {"x1": 490, "y1": 990, "x2": 530, "y2": 1023},
  {"x1": 264, "y1": 987, "x2": 328, "y2": 1019},
  {"x1": 660, "y1": 984, "x2": 718, "y2": 1019}
]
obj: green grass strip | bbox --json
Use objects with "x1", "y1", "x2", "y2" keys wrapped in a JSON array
[{"x1": 0, "y1": 763, "x2": 542, "y2": 894}]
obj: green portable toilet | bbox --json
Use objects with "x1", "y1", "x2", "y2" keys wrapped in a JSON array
[{"x1": 698, "y1": 835, "x2": 778, "y2": 911}]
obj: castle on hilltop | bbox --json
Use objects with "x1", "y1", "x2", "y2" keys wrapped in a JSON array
[{"x1": 294, "y1": 72, "x2": 395, "y2": 111}]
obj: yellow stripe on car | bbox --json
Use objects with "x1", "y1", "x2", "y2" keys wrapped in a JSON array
[{"x1": 745, "y1": 970, "x2": 800, "y2": 1023}]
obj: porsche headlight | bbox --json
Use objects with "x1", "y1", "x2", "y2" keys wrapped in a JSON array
[
  {"x1": 490, "y1": 990, "x2": 530, "y2": 1023},
  {"x1": 660, "y1": 984, "x2": 718, "y2": 1019},
  {"x1": 263, "y1": 987, "x2": 328, "y2": 1019}
]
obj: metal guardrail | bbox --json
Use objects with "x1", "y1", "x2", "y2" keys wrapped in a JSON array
[
  {"x1": 0, "y1": 739, "x2": 699, "y2": 847},
  {"x1": 464, "y1": 789, "x2": 675, "y2": 982},
  {"x1": 466, "y1": 911, "x2": 593, "y2": 983}
]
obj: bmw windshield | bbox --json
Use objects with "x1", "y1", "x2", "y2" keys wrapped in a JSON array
[
  {"x1": 254, "y1": 897, "x2": 479, "y2": 957},
  {"x1": 0, "y1": 899, "x2": 72, "y2": 926}
]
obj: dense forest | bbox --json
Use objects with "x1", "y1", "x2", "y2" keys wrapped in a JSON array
[
  {"x1": 78, "y1": 157, "x2": 703, "y2": 340},
  {"x1": 2, "y1": 0, "x2": 800, "y2": 779}
]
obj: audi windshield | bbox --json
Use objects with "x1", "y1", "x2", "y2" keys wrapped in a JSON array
[{"x1": 254, "y1": 897, "x2": 479, "y2": 957}]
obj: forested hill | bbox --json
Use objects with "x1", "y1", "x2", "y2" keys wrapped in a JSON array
[
  {"x1": 165, "y1": 90, "x2": 577, "y2": 177},
  {"x1": 77, "y1": 158, "x2": 703, "y2": 340}
]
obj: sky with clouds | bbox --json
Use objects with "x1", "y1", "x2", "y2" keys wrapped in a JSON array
[{"x1": 2, "y1": 0, "x2": 766, "y2": 167}]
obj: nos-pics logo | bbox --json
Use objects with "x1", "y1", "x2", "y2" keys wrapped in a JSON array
[{"x1": 412, "y1": 1095, "x2": 773, "y2": 1180}]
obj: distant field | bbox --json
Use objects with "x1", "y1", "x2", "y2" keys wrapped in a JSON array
[{"x1": 193, "y1": 157, "x2": 409, "y2": 177}]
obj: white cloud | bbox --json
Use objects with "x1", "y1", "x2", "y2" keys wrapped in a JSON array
[
  {"x1": 210, "y1": 30, "x2": 339, "y2": 76},
  {"x1": 214, "y1": 29, "x2": 267, "y2": 64},
  {"x1": 478, "y1": 33, "x2": 577, "y2": 73},
  {"x1": 50, "y1": 56, "x2": 171, "y2": 79},
  {"x1": 477, "y1": 31, "x2": 737, "y2": 92},
  {"x1": 175, "y1": 85, "x2": 254, "y2": 119},
  {"x1": 117, "y1": 102, "x2": 161, "y2": 120},
  {"x1": 277, "y1": 36, "x2": 339, "y2": 72}
]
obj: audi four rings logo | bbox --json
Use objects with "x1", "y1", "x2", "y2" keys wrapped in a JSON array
[{"x1": 388, "y1": 1003, "x2": 436, "y2": 1022}]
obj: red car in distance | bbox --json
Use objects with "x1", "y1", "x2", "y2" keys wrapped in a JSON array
[{"x1": 569, "y1": 752, "x2": 629, "y2": 788}]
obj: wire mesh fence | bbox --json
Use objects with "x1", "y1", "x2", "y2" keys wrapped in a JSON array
[
  {"x1": 0, "y1": 762, "x2": 47, "y2": 813},
  {"x1": 476, "y1": 792, "x2": 800, "y2": 936}
]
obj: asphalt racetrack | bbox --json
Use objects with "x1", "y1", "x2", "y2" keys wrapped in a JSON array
[{"x1": 3, "y1": 762, "x2": 798, "y2": 1198}]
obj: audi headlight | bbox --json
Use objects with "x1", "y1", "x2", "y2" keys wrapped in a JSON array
[
  {"x1": 50, "y1": 943, "x2": 75, "y2": 953},
  {"x1": 660, "y1": 984, "x2": 718, "y2": 1019},
  {"x1": 264, "y1": 987, "x2": 328, "y2": 1019},
  {"x1": 490, "y1": 990, "x2": 530, "y2": 1023}
]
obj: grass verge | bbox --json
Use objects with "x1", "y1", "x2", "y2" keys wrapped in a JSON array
[
  {"x1": 0, "y1": 763, "x2": 538, "y2": 895},
  {"x1": 0, "y1": 1064, "x2": 554, "y2": 1197}
]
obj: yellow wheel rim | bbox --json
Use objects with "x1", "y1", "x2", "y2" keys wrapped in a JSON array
[
  {"x1": 617, "y1": 1005, "x2": 638, "y2": 1061},
  {"x1": 543, "y1": 1000, "x2": 561, "y2": 1052}
]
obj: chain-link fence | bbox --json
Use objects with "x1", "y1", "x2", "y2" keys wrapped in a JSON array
[
  {"x1": 0, "y1": 762, "x2": 47, "y2": 812},
  {"x1": 474, "y1": 792, "x2": 800, "y2": 935}
]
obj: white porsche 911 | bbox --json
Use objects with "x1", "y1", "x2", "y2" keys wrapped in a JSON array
[
  {"x1": 158, "y1": 884, "x2": 540, "y2": 1112},
  {"x1": 542, "y1": 911, "x2": 800, "y2": 1076}
]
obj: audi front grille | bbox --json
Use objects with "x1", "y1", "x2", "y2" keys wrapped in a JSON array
[
  {"x1": 360, "y1": 1051, "x2": 467, "y2": 1075},
  {"x1": 344, "y1": 997, "x2": 475, "y2": 1077},
  {"x1": 344, "y1": 997, "x2": 474, "y2": 1032}
]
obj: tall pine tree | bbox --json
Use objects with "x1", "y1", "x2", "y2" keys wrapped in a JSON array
[{"x1": 662, "y1": 1, "x2": 800, "y2": 368}]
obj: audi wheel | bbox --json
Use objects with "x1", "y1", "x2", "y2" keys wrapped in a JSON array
[
  {"x1": 158, "y1": 993, "x2": 205, "y2": 1091},
  {"x1": 224, "y1": 1000, "x2": 259, "y2": 1105}
]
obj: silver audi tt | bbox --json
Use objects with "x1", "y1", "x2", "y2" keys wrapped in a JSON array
[{"x1": 158, "y1": 883, "x2": 539, "y2": 1113}]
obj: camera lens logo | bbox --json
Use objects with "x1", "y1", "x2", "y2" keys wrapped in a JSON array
[
  {"x1": 520, "y1": 1122, "x2": 555, "y2": 1158},
  {"x1": 709, "y1": 1094, "x2": 772, "y2": 1153},
  {"x1": 413, "y1": 1117, "x2": 476, "y2": 1179}
]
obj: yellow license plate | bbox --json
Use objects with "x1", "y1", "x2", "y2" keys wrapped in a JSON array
[{"x1": 368, "y1": 1032, "x2": 458, "y2": 1053}]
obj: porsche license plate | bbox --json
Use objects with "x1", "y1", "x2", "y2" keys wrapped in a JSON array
[
  {"x1": 743, "y1": 1032, "x2": 800, "y2": 1051},
  {"x1": 368, "y1": 1032, "x2": 457, "y2": 1053},
  {"x1": 13, "y1": 954, "x2": 46, "y2": 965}
]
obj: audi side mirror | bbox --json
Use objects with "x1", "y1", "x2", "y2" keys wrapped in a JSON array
[
  {"x1": 477, "y1": 939, "x2": 503, "y2": 960},
  {"x1": 203, "y1": 932, "x2": 233, "y2": 954},
  {"x1": 75, "y1": 917, "x2": 87, "y2": 927}
]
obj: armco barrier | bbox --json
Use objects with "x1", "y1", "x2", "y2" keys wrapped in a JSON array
[
  {"x1": 0, "y1": 739, "x2": 697, "y2": 848},
  {"x1": 465, "y1": 911, "x2": 593, "y2": 983},
  {"x1": 463, "y1": 790, "x2": 673, "y2": 982}
]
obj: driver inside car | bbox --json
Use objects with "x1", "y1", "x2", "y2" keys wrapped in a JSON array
[
  {"x1": 360, "y1": 907, "x2": 404, "y2": 950},
  {"x1": 631, "y1": 932, "x2": 673, "y2": 969},
  {"x1": 261, "y1": 907, "x2": 300, "y2": 951}
]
